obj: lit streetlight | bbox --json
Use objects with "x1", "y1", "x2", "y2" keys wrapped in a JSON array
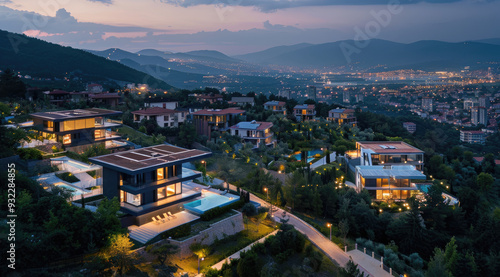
[
  {"x1": 264, "y1": 187, "x2": 273, "y2": 217},
  {"x1": 198, "y1": 257, "x2": 204, "y2": 274},
  {"x1": 327, "y1": 223, "x2": 332, "y2": 240}
]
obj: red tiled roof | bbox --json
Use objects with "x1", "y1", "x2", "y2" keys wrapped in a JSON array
[
  {"x1": 46, "y1": 90, "x2": 70, "y2": 95},
  {"x1": 473, "y1": 157, "x2": 484, "y2": 163},
  {"x1": 461, "y1": 130, "x2": 484, "y2": 134},
  {"x1": 90, "y1": 93, "x2": 120, "y2": 99},
  {"x1": 194, "y1": 94, "x2": 223, "y2": 99},
  {"x1": 193, "y1": 108, "x2": 245, "y2": 116},
  {"x1": 132, "y1": 107, "x2": 178, "y2": 115}
]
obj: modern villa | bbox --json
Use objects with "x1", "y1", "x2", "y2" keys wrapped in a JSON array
[
  {"x1": 89, "y1": 144, "x2": 212, "y2": 226},
  {"x1": 327, "y1": 108, "x2": 357, "y2": 126},
  {"x1": 355, "y1": 165, "x2": 426, "y2": 201},
  {"x1": 354, "y1": 141, "x2": 424, "y2": 170},
  {"x1": 264, "y1": 101, "x2": 287, "y2": 115},
  {"x1": 229, "y1": 121, "x2": 275, "y2": 148},
  {"x1": 192, "y1": 108, "x2": 245, "y2": 139},
  {"x1": 30, "y1": 108, "x2": 124, "y2": 151},
  {"x1": 293, "y1": 104, "x2": 316, "y2": 122}
]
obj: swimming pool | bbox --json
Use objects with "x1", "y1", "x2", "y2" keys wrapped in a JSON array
[
  {"x1": 293, "y1": 149, "x2": 323, "y2": 162},
  {"x1": 183, "y1": 192, "x2": 240, "y2": 215},
  {"x1": 416, "y1": 183, "x2": 432, "y2": 193},
  {"x1": 54, "y1": 182, "x2": 86, "y2": 196}
]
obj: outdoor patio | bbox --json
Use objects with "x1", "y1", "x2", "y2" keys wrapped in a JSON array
[{"x1": 128, "y1": 211, "x2": 200, "y2": 244}]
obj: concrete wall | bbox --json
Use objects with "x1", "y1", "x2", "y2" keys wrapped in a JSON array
[{"x1": 169, "y1": 211, "x2": 244, "y2": 259}]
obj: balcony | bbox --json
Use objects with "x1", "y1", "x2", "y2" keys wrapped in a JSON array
[
  {"x1": 120, "y1": 189, "x2": 201, "y2": 215},
  {"x1": 95, "y1": 130, "x2": 122, "y2": 141},
  {"x1": 95, "y1": 119, "x2": 123, "y2": 128},
  {"x1": 121, "y1": 171, "x2": 201, "y2": 194}
]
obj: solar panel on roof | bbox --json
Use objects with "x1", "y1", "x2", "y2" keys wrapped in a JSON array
[{"x1": 379, "y1": 145, "x2": 388, "y2": 149}]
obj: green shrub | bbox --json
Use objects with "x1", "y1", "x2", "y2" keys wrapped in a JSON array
[
  {"x1": 161, "y1": 223, "x2": 191, "y2": 239},
  {"x1": 17, "y1": 148, "x2": 43, "y2": 160},
  {"x1": 200, "y1": 200, "x2": 245, "y2": 221},
  {"x1": 241, "y1": 203, "x2": 257, "y2": 216},
  {"x1": 56, "y1": 172, "x2": 80, "y2": 183}
]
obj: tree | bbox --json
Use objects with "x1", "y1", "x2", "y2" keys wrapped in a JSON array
[
  {"x1": 477, "y1": 172, "x2": 494, "y2": 193},
  {"x1": 190, "y1": 243, "x2": 210, "y2": 260},
  {"x1": 426, "y1": 248, "x2": 452, "y2": 277},
  {"x1": 444, "y1": 237, "x2": 458, "y2": 275},
  {"x1": 102, "y1": 234, "x2": 138, "y2": 277},
  {"x1": 0, "y1": 68, "x2": 26, "y2": 99},
  {"x1": 339, "y1": 219, "x2": 350, "y2": 247},
  {"x1": 340, "y1": 259, "x2": 365, "y2": 277},
  {"x1": 237, "y1": 250, "x2": 262, "y2": 277},
  {"x1": 146, "y1": 242, "x2": 179, "y2": 267},
  {"x1": 176, "y1": 123, "x2": 197, "y2": 147}
]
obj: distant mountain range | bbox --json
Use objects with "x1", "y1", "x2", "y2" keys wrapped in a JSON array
[
  {"x1": 0, "y1": 29, "x2": 173, "y2": 89},
  {"x1": 235, "y1": 39, "x2": 500, "y2": 71},
  {"x1": 87, "y1": 48, "x2": 242, "y2": 76}
]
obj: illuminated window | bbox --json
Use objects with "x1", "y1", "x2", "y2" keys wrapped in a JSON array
[
  {"x1": 302, "y1": 110, "x2": 306, "y2": 115},
  {"x1": 63, "y1": 120, "x2": 75, "y2": 131},
  {"x1": 127, "y1": 193, "x2": 141, "y2": 206},
  {"x1": 158, "y1": 187, "x2": 166, "y2": 199},
  {"x1": 157, "y1": 168, "x2": 164, "y2": 180},
  {"x1": 86, "y1": 118, "x2": 94, "y2": 128},
  {"x1": 167, "y1": 184, "x2": 175, "y2": 196},
  {"x1": 120, "y1": 190, "x2": 125, "y2": 202},
  {"x1": 63, "y1": 134, "x2": 71, "y2": 145}
]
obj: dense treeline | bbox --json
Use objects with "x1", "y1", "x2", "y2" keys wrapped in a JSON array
[{"x1": 0, "y1": 172, "x2": 124, "y2": 274}]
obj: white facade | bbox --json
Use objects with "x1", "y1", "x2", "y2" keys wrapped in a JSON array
[{"x1": 145, "y1": 101, "x2": 178, "y2": 110}]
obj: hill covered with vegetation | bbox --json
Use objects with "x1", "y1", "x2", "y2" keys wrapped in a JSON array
[{"x1": 0, "y1": 29, "x2": 173, "y2": 91}]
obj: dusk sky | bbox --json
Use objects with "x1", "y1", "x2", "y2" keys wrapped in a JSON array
[{"x1": 1, "y1": 0, "x2": 499, "y2": 55}]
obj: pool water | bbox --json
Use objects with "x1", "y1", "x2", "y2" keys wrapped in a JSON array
[
  {"x1": 184, "y1": 193, "x2": 239, "y2": 214},
  {"x1": 54, "y1": 183, "x2": 86, "y2": 196},
  {"x1": 416, "y1": 184, "x2": 432, "y2": 193},
  {"x1": 293, "y1": 149, "x2": 323, "y2": 162},
  {"x1": 67, "y1": 161, "x2": 91, "y2": 170}
]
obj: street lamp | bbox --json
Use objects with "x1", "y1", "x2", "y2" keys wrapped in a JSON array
[
  {"x1": 327, "y1": 223, "x2": 332, "y2": 240},
  {"x1": 198, "y1": 257, "x2": 204, "y2": 274},
  {"x1": 201, "y1": 160, "x2": 206, "y2": 171},
  {"x1": 264, "y1": 187, "x2": 273, "y2": 217}
]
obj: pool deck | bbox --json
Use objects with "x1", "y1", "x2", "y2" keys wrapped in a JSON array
[{"x1": 128, "y1": 211, "x2": 199, "y2": 244}]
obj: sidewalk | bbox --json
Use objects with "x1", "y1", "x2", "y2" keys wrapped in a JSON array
[
  {"x1": 211, "y1": 230, "x2": 279, "y2": 270},
  {"x1": 347, "y1": 249, "x2": 393, "y2": 277}
]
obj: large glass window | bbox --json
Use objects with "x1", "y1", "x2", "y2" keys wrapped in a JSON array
[
  {"x1": 167, "y1": 184, "x2": 175, "y2": 196},
  {"x1": 126, "y1": 192, "x2": 141, "y2": 206},
  {"x1": 158, "y1": 187, "x2": 166, "y2": 199},
  {"x1": 63, "y1": 134, "x2": 71, "y2": 145},
  {"x1": 63, "y1": 120, "x2": 75, "y2": 131},
  {"x1": 157, "y1": 168, "x2": 164, "y2": 180}
]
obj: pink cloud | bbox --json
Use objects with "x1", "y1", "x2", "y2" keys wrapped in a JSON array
[
  {"x1": 23, "y1": 30, "x2": 64, "y2": 37},
  {"x1": 102, "y1": 32, "x2": 148, "y2": 40}
]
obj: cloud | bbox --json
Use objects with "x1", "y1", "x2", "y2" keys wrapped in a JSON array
[
  {"x1": 86, "y1": 0, "x2": 113, "y2": 4},
  {"x1": 158, "y1": 0, "x2": 493, "y2": 12}
]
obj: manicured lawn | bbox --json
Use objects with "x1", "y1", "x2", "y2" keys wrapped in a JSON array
[
  {"x1": 56, "y1": 172, "x2": 80, "y2": 183},
  {"x1": 118, "y1": 125, "x2": 155, "y2": 147},
  {"x1": 171, "y1": 216, "x2": 276, "y2": 275}
]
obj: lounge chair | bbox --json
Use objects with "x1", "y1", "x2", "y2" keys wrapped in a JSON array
[
  {"x1": 152, "y1": 217, "x2": 160, "y2": 225},
  {"x1": 156, "y1": 215, "x2": 165, "y2": 223},
  {"x1": 163, "y1": 213, "x2": 171, "y2": 221},
  {"x1": 168, "y1": 212, "x2": 177, "y2": 219}
]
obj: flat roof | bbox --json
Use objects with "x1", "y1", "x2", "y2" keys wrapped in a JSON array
[
  {"x1": 132, "y1": 107, "x2": 178, "y2": 115},
  {"x1": 357, "y1": 141, "x2": 423, "y2": 154},
  {"x1": 89, "y1": 144, "x2": 211, "y2": 172},
  {"x1": 230, "y1": 121, "x2": 273, "y2": 130},
  {"x1": 193, "y1": 108, "x2": 245, "y2": 116},
  {"x1": 356, "y1": 165, "x2": 426, "y2": 179},
  {"x1": 31, "y1": 108, "x2": 122, "y2": 121}
]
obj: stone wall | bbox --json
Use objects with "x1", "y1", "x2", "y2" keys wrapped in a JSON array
[{"x1": 161, "y1": 211, "x2": 244, "y2": 259}]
